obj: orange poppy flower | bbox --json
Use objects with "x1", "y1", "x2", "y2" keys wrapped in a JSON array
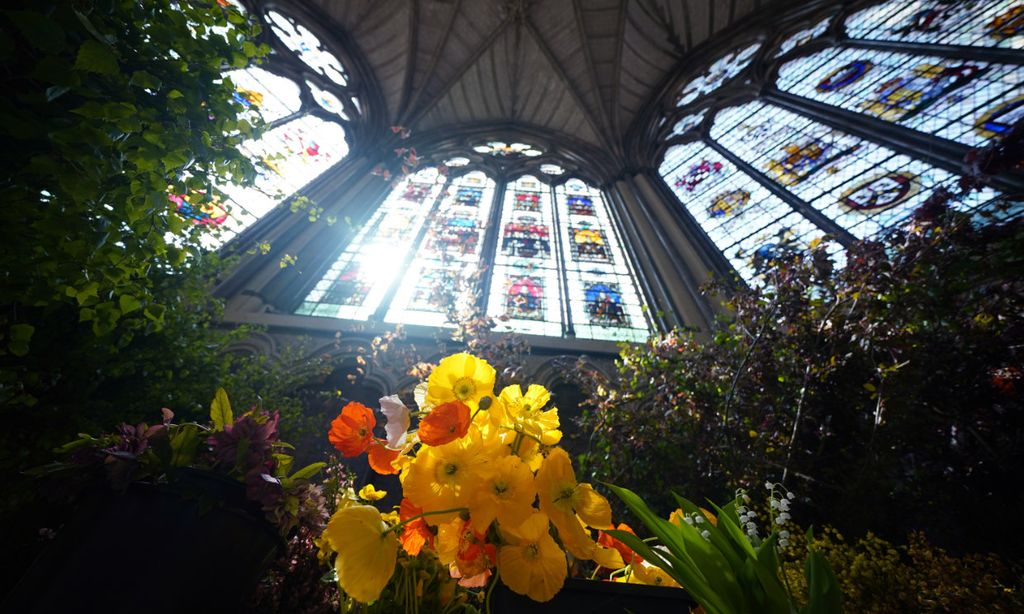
[
  {"x1": 597, "y1": 523, "x2": 643, "y2": 565},
  {"x1": 328, "y1": 402, "x2": 376, "y2": 457},
  {"x1": 398, "y1": 498, "x2": 433, "y2": 556},
  {"x1": 367, "y1": 440, "x2": 401, "y2": 475},
  {"x1": 418, "y1": 400, "x2": 471, "y2": 446}
]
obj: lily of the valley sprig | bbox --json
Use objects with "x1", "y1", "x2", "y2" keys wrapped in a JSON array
[{"x1": 318, "y1": 352, "x2": 631, "y2": 605}]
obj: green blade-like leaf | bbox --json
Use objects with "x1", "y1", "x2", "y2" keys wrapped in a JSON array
[
  {"x1": 289, "y1": 461, "x2": 326, "y2": 482},
  {"x1": 609, "y1": 530, "x2": 732, "y2": 614},
  {"x1": 210, "y1": 387, "x2": 233, "y2": 431},
  {"x1": 802, "y1": 528, "x2": 843, "y2": 614}
]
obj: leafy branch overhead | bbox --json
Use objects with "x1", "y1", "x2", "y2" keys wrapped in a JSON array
[{"x1": 0, "y1": 0, "x2": 269, "y2": 355}]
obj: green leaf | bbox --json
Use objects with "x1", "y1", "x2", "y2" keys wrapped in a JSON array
[
  {"x1": 143, "y1": 303, "x2": 166, "y2": 324},
  {"x1": 74, "y1": 39, "x2": 118, "y2": 75},
  {"x1": 8, "y1": 323, "x2": 35, "y2": 356},
  {"x1": 118, "y1": 294, "x2": 141, "y2": 314},
  {"x1": 169, "y1": 424, "x2": 201, "y2": 468},
  {"x1": 289, "y1": 461, "x2": 326, "y2": 482},
  {"x1": 129, "y1": 70, "x2": 162, "y2": 90},
  {"x1": 802, "y1": 529, "x2": 843, "y2": 614},
  {"x1": 210, "y1": 387, "x2": 233, "y2": 431}
]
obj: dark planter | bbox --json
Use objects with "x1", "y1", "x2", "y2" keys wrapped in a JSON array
[
  {"x1": 491, "y1": 577, "x2": 697, "y2": 613},
  {"x1": 2, "y1": 468, "x2": 281, "y2": 614}
]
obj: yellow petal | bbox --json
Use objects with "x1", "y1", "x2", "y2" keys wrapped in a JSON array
[
  {"x1": 498, "y1": 512, "x2": 567, "y2": 602},
  {"x1": 358, "y1": 484, "x2": 388, "y2": 501},
  {"x1": 573, "y1": 483, "x2": 613, "y2": 529},
  {"x1": 325, "y1": 506, "x2": 398, "y2": 603}
]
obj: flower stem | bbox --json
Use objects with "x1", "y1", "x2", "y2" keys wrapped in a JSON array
[{"x1": 384, "y1": 507, "x2": 469, "y2": 536}]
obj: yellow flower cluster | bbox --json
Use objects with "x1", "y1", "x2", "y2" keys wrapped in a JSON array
[{"x1": 320, "y1": 353, "x2": 631, "y2": 604}]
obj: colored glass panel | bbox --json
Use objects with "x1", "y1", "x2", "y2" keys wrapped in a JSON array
[
  {"x1": 471, "y1": 141, "x2": 543, "y2": 157},
  {"x1": 296, "y1": 168, "x2": 445, "y2": 319},
  {"x1": 776, "y1": 47, "x2": 1024, "y2": 147},
  {"x1": 677, "y1": 43, "x2": 761, "y2": 107},
  {"x1": 306, "y1": 80, "x2": 349, "y2": 120},
  {"x1": 265, "y1": 9, "x2": 348, "y2": 85},
  {"x1": 775, "y1": 16, "x2": 832, "y2": 58},
  {"x1": 487, "y1": 176, "x2": 564, "y2": 337},
  {"x1": 555, "y1": 180, "x2": 649, "y2": 342},
  {"x1": 710, "y1": 101, "x2": 1004, "y2": 240},
  {"x1": 225, "y1": 67, "x2": 302, "y2": 123},
  {"x1": 385, "y1": 171, "x2": 497, "y2": 327},
  {"x1": 658, "y1": 141, "x2": 831, "y2": 282},
  {"x1": 845, "y1": 0, "x2": 1024, "y2": 50},
  {"x1": 669, "y1": 110, "x2": 707, "y2": 138}
]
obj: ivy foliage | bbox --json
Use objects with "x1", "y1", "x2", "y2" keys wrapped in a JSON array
[
  {"x1": 0, "y1": 0, "x2": 268, "y2": 368},
  {"x1": 576, "y1": 204, "x2": 1024, "y2": 556}
]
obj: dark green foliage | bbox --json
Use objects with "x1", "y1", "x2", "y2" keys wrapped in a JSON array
[
  {"x1": 577, "y1": 205, "x2": 1024, "y2": 556},
  {"x1": 0, "y1": 0, "x2": 268, "y2": 377}
]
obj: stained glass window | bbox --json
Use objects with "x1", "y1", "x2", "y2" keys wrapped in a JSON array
[
  {"x1": 385, "y1": 171, "x2": 498, "y2": 327},
  {"x1": 555, "y1": 180, "x2": 650, "y2": 342},
  {"x1": 658, "y1": 142, "x2": 832, "y2": 282},
  {"x1": 539, "y1": 164, "x2": 565, "y2": 175},
  {"x1": 774, "y1": 17, "x2": 832, "y2": 58},
  {"x1": 709, "y1": 101, "x2": 1003, "y2": 239},
  {"x1": 471, "y1": 142, "x2": 543, "y2": 157},
  {"x1": 296, "y1": 168, "x2": 444, "y2": 319},
  {"x1": 444, "y1": 157, "x2": 470, "y2": 167},
  {"x1": 677, "y1": 43, "x2": 762, "y2": 107},
  {"x1": 226, "y1": 67, "x2": 302, "y2": 123},
  {"x1": 776, "y1": 47, "x2": 1024, "y2": 147},
  {"x1": 217, "y1": 115, "x2": 348, "y2": 240},
  {"x1": 265, "y1": 9, "x2": 348, "y2": 85},
  {"x1": 845, "y1": 0, "x2": 1024, "y2": 50},
  {"x1": 486, "y1": 176, "x2": 564, "y2": 337}
]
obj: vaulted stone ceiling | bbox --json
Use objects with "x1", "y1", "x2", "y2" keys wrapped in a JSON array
[{"x1": 308, "y1": 0, "x2": 793, "y2": 159}]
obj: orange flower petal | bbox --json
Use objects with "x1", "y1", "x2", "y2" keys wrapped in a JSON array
[
  {"x1": 399, "y1": 498, "x2": 433, "y2": 556},
  {"x1": 597, "y1": 523, "x2": 643, "y2": 565},
  {"x1": 328, "y1": 402, "x2": 377, "y2": 457},
  {"x1": 418, "y1": 400, "x2": 471, "y2": 446},
  {"x1": 367, "y1": 440, "x2": 401, "y2": 475}
]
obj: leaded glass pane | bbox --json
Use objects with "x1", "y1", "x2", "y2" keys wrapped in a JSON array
[
  {"x1": 677, "y1": 43, "x2": 761, "y2": 107},
  {"x1": 774, "y1": 17, "x2": 831, "y2": 58},
  {"x1": 306, "y1": 80, "x2": 349, "y2": 120},
  {"x1": 265, "y1": 9, "x2": 348, "y2": 85},
  {"x1": 776, "y1": 47, "x2": 1024, "y2": 147},
  {"x1": 710, "y1": 101, "x2": 1003, "y2": 239},
  {"x1": 658, "y1": 142, "x2": 831, "y2": 282},
  {"x1": 225, "y1": 67, "x2": 302, "y2": 123},
  {"x1": 845, "y1": 0, "x2": 1023, "y2": 50},
  {"x1": 555, "y1": 180, "x2": 649, "y2": 342},
  {"x1": 472, "y1": 142, "x2": 543, "y2": 157},
  {"x1": 484, "y1": 176, "x2": 564, "y2": 337},
  {"x1": 385, "y1": 171, "x2": 497, "y2": 327},
  {"x1": 669, "y1": 110, "x2": 707, "y2": 138},
  {"x1": 217, "y1": 115, "x2": 347, "y2": 241},
  {"x1": 295, "y1": 168, "x2": 445, "y2": 319}
]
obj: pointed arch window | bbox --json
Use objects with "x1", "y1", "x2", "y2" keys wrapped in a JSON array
[
  {"x1": 296, "y1": 169, "x2": 654, "y2": 342},
  {"x1": 657, "y1": 0, "x2": 1020, "y2": 284},
  {"x1": 178, "y1": 6, "x2": 360, "y2": 248}
]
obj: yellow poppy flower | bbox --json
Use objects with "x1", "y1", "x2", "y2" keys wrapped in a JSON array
[
  {"x1": 426, "y1": 353, "x2": 496, "y2": 411},
  {"x1": 358, "y1": 484, "x2": 388, "y2": 501},
  {"x1": 498, "y1": 512, "x2": 567, "y2": 602},
  {"x1": 536, "y1": 447, "x2": 612, "y2": 560},
  {"x1": 324, "y1": 505, "x2": 399, "y2": 604},
  {"x1": 629, "y1": 561, "x2": 681, "y2": 588},
  {"x1": 470, "y1": 455, "x2": 537, "y2": 530},
  {"x1": 403, "y1": 427, "x2": 496, "y2": 523},
  {"x1": 516, "y1": 436, "x2": 544, "y2": 472},
  {"x1": 498, "y1": 384, "x2": 562, "y2": 445}
]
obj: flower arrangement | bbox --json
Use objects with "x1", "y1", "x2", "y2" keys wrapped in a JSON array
[
  {"x1": 35, "y1": 388, "x2": 327, "y2": 535},
  {"x1": 318, "y1": 352, "x2": 636, "y2": 606}
]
